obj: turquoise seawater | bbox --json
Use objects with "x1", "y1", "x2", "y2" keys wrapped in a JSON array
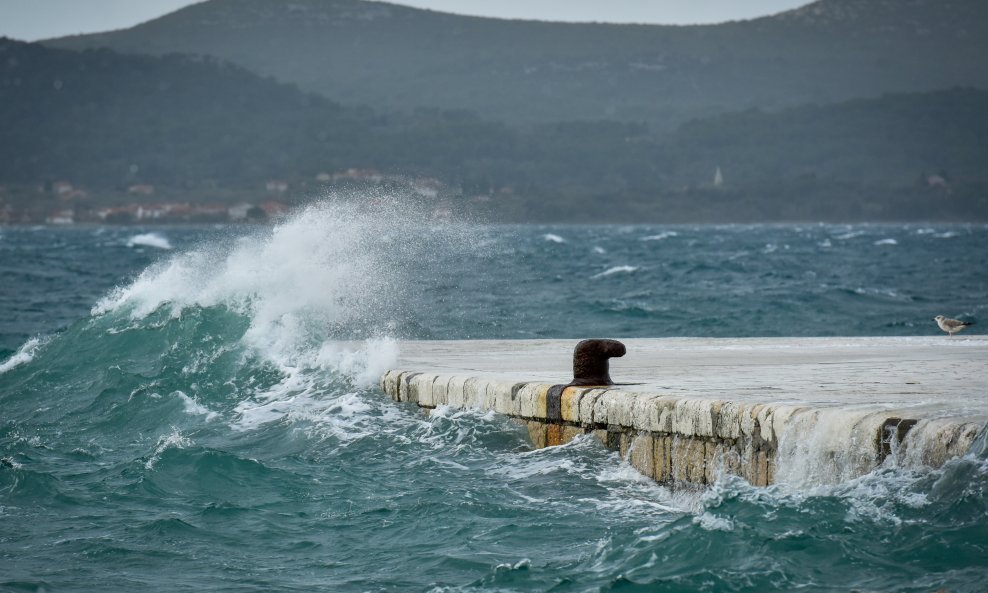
[{"x1": 2, "y1": 203, "x2": 987, "y2": 592}]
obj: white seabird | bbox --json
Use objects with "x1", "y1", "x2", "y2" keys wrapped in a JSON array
[{"x1": 934, "y1": 315, "x2": 972, "y2": 337}]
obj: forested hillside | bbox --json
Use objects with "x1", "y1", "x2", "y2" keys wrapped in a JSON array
[
  {"x1": 46, "y1": 0, "x2": 988, "y2": 127},
  {"x1": 2, "y1": 38, "x2": 986, "y2": 222}
]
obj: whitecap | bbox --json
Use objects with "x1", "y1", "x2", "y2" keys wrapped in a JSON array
[
  {"x1": 144, "y1": 428, "x2": 192, "y2": 470},
  {"x1": 494, "y1": 559, "x2": 531, "y2": 572},
  {"x1": 693, "y1": 512, "x2": 735, "y2": 532},
  {"x1": 321, "y1": 337, "x2": 399, "y2": 388},
  {"x1": 229, "y1": 339, "x2": 403, "y2": 437},
  {"x1": 640, "y1": 231, "x2": 678, "y2": 241},
  {"x1": 1, "y1": 456, "x2": 23, "y2": 470},
  {"x1": 853, "y1": 287, "x2": 898, "y2": 298},
  {"x1": 96, "y1": 201, "x2": 475, "y2": 342},
  {"x1": 0, "y1": 336, "x2": 49, "y2": 375},
  {"x1": 174, "y1": 391, "x2": 220, "y2": 421},
  {"x1": 591, "y1": 265, "x2": 638, "y2": 279},
  {"x1": 592, "y1": 246, "x2": 606, "y2": 254},
  {"x1": 933, "y1": 231, "x2": 959, "y2": 239},
  {"x1": 543, "y1": 233, "x2": 566, "y2": 243},
  {"x1": 874, "y1": 238, "x2": 898, "y2": 246},
  {"x1": 93, "y1": 200, "x2": 474, "y2": 443},
  {"x1": 834, "y1": 231, "x2": 866, "y2": 240},
  {"x1": 127, "y1": 232, "x2": 172, "y2": 250}
]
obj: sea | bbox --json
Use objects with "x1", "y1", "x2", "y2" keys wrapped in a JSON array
[{"x1": 2, "y1": 200, "x2": 987, "y2": 592}]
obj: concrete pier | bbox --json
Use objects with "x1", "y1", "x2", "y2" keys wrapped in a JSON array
[{"x1": 380, "y1": 337, "x2": 987, "y2": 487}]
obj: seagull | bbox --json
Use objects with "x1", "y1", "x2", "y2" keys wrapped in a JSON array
[{"x1": 934, "y1": 315, "x2": 972, "y2": 337}]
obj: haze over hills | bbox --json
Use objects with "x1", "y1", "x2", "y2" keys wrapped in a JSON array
[
  {"x1": 3, "y1": 37, "x2": 986, "y2": 223},
  {"x1": 46, "y1": 0, "x2": 988, "y2": 127},
  {"x1": 3, "y1": 0, "x2": 986, "y2": 222}
]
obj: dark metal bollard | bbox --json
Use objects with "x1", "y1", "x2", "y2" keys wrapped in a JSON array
[
  {"x1": 547, "y1": 339, "x2": 627, "y2": 423},
  {"x1": 569, "y1": 338, "x2": 627, "y2": 387}
]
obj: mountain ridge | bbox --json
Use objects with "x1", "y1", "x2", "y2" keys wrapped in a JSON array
[
  {"x1": 46, "y1": 0, "x2": 988, "y2": 126},
  {"x1": 3, "y1": 37, "x2": 987, "y2": 223}
]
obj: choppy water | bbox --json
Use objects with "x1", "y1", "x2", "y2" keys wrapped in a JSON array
[{"x1": 2, "y1": 202, "x2": 987, "y2": 592}]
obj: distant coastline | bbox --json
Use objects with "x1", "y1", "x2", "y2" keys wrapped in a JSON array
[{"x1": 3, "y1": 180, "x2": 984, "y2": 225}]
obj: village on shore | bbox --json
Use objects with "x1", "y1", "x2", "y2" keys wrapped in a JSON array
[{"x1": 0, "y1": 169, "x2": 456, "y2": 225}]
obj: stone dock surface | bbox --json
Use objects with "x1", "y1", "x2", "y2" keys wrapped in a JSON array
[{"x1": 380, "y1": 337, "x2": 987, "y2": 487}]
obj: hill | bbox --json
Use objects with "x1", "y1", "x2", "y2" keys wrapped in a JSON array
[
  {"x1": 45, "y1": 0, "x2": 988, "y2": 127},
  {"x1": 0, "y1": 37, "x2": 519, "y2": 190},
  {"x1": 0, "y1": 37, "x2": 659, "y2": 203},
  {"x1": 1, "y1": 38, "x2": 987, "y2": 223},
  {"x1": 667, "y1": 89, "x2": 988, "y2": 187}
]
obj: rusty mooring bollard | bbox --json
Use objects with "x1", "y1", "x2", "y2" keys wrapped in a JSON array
[
  {"x1": 547, "y1": 339, "x2": 627, "y2": 423},
  {"x1": 569, "y1": 338, "x2": 627, "y2": 386}
]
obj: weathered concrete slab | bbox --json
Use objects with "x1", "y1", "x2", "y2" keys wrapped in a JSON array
[{"x1": 380, "y1": 337, "x2": 988, "y2": 487}]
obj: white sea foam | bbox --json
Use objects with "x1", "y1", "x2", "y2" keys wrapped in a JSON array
[
  {"x1": 693, "y1": 511, "x2": 735, "y2": 532},
  {"x1": 327, "y1": 338, "x2": 400, "y2": 388},
  {"x1": 175, "y1": 391, "x2": 220, "y2": 421},
  {"x1": 874, "y1": 238, "x2": 898, "y2": 246},
  {"x1": 592, "y1": 246, "x2": 606, "y2": 254},
  {"x1": 490, "y1": 447, "x2": 581, "y2": 480},
  {"x1": 230, "y1": 337, "x2": 402, "y2": 435},
  {"x1": 774, "y1": 408, "x2": 891, "y2": 488},
  {"x1": 591, "y1": 265, "x2": 638, "y2": 279},
  {"x1": 834, "y1": 231, "x2": 866, "y2": 240},
  {"x1": 916, "y1": 228, "x2": 964, "y2": 239},
  {"x1": 95, "y1": 200, "x2": 453, "y2": 352},
  {"x1": 145, "y1": 428, "x2": 192, "y2": 470},
  {"x1": 494, "y1": 559, "x2": 531, "y2": 572},
  {"x1": 854, "y1": 287, "x2": 899, "y2": 298},
  {"x1": 767, "y1": 427, "x2": 983, "y2": 522},
  {"x1": 640, "y1": 231, "x2": 678, "y2": 241},
  {"x1": 486, "y1": 435, "x2": 687, "y2": 520},
  {"x1": 94, "y1": 198, "x2": 471, "y2": 437},
  {"x1": 1, "y1": 456, "x2": 23, "y2": 470},
  {"x1": 543, "y1": 233, "x2": 566, "y2": 243},
  {"x1": 126, "y1": 232, "x2": 172, "y2": 250},
  {"x1": 234, "y1": 385, "x2": 370, "y2": 434},
  {"x1": 417, "y1": 406, "x2": 508, "y2": 453},
  {"x1": 771, "y1": 407, "x2": 986, "y2": 494},
  {"x1": 0, "y1": 336, "x2": 49, "y2": 375}
]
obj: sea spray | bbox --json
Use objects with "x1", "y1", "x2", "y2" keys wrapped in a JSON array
[
  {"x1": 0, "y1": 336, "x2": 49, "y2": 375},
  {"x1": 774, "y1": 408, "x2": 987, "y2": 489},
  {"x1": 91, "y1": 199, "x2": 477, "y2": 438},
  {"x1": 126, "y1": 232, "x2": 173, "y2": 250},
  {"x1": 95, "y1": 198, "x2": 474, "y2": 366},
  {"x1": 774, "y1": 408, "x2": 890, "y2": 487}
]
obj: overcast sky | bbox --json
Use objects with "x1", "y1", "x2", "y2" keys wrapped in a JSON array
[{"x1": 0, "y1": 0, "x2": 810, "y2": 42}]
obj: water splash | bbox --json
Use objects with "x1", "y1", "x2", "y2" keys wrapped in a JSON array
[
  {"x1": 774, "y1": 407, "x2": 986, "y2": 489},
  {"x1": 83, "y1": 198, "x2": 477, "y2": 435},
  {"x1": 144, "y1": 428, "x2": 192, "y2": 470},
  {"x1": 775, "y1": 408, "x2": 894, "y2": 487},
  {"x1": 95, "y1": 198, "x2": 467, "y2": 359},
  {"x1": 0, "y1": 336, "x2": 49, "y2": 374},
  {"x1": 126, "y1": 232, "x2": 173, "y2": 250}
]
